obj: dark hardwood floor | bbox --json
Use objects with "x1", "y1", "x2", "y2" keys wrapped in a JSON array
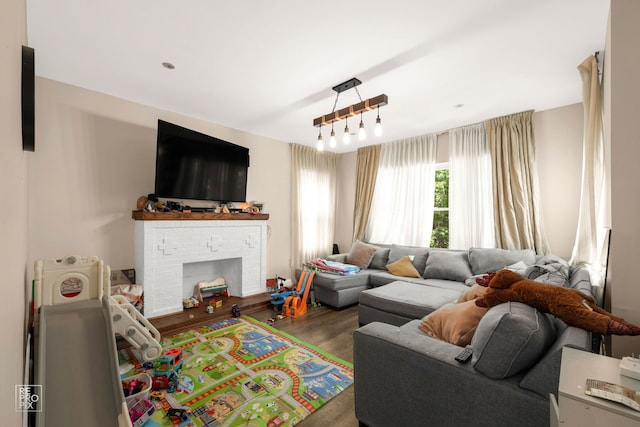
[{"x1": 148, "y1": 295, "x2": 360, "y2": 427}]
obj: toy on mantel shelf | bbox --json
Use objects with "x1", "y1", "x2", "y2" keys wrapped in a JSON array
[
  {"x1": 197, "y1": 278, "x2": 229, "y2": 302},
  {"x1": 182, "y1": 296, "x2": 200, "y2": 309},
  {"x1": 232, "y1": 304, "x2": 241, "y2": 318}
]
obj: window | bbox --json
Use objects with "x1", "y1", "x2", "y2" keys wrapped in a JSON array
[
  {"x1": 290, "y1": 144, "x2": 338, "y2": 269},
  {"x1": 364, "y1": 136, "x2": 437, "y2": 247},
  {"x1": 431, "y1": 165, "x2": 449, "y2": 248}
]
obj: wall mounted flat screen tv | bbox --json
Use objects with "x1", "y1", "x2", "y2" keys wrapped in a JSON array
[{"x1": 154, "y1": 120, "x2": 249, "y2": 203}]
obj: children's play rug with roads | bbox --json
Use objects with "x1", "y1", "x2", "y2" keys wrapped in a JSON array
[{"x1": 119, "y1": 316, "x2": 354, "y2": 427}]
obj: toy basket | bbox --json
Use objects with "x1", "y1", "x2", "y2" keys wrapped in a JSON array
[{"x1": 122, "y1": 372, "x2": 152, "y2": 406}]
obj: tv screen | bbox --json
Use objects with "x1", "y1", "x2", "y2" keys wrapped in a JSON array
[{"x1": 154, "y1": 120, "x2": 249, "y2": 203}]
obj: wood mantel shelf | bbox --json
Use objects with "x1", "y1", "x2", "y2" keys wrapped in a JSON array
[{"x1": 131, "y1": 210, "x2": 269, "y2": 221}]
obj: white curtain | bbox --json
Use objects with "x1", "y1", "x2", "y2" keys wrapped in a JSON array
[
  {"x1": 365, "y1": 134, "x2": 437, "y2": 246},
  {"x1": 290, "y1": 143, "x2": 338, "y2": 271},
  {"x1": 449, "y1": 124, "x2": 495, "y2": 249},
  {"x1": 569, "y1": 54, "x2": 607, "y2": 288}
]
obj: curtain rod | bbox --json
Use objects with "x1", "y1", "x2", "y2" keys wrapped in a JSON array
[{"x1": 435, "y1": 109, "x2": 535, "y2": 136}]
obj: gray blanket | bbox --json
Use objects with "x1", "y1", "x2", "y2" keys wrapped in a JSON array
[{"x1": 525, "y1": 255, "x2": 570, "y2": 287}]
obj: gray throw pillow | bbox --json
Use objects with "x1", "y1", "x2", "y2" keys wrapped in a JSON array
[
  {"x1": 470, "y1": 302, "x2": 555, "y2": 379},
  {"x1": 388, "y1": 245, "x2": 429, "y2": 275},
  {"x1": 468, "y1": 247, "x2": 536, "y2": 275},
  {"x1": 423, "y1": 250, "x2": 472, "y2": 282},
  {"x1": 369, "y1": 247, "x2": 391, "y2": 270}
]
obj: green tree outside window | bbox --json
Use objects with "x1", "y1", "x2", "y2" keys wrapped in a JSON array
[{"x1": 431, "y1": 168, "x2": 449, "y2": 248}]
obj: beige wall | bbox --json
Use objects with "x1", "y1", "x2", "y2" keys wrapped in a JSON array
[
  {"x1": 607, "y1": 0, "x2": 640, "y2": 357},
  {"x1": 29, "y1": 78, "x2": 292, "y2": 283},
  {"x1": 334, "y1": 105, "x2": 585, "y2": 259},
  {"x1": 1, "y1": 0, "x2": 29, "y2": 424},
  {"x1": 535, "y1": 103, "x2": 585, "y2": 259}
]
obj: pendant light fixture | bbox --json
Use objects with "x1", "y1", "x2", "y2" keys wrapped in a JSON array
[
  {"x1": 358, "y1": 112, "x2": 367, "y2": 141},
  {"x1": 313, "y1": 77, "x2": 388, "y2": 150},
  {"x1": 374, "y1": 106, "x2": 383, "y2": 137},
  {"x1": 317, "y1": 126, "x2": 324, "y2": 151},
  {"x1": 329, "y1": 123, "x2": 337, "y2": 148},
  {"x1": 343, "y1": 117, "x2": 350, "y2": 144}
]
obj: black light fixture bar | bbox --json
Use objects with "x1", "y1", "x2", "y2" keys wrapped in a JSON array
[{"x1": 332, "y1": 77, "x2": 362, "y2": 93}]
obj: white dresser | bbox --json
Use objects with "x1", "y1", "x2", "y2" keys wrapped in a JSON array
[{"x1": 551, "y1": 347, "x2": 640, "y2": 426}]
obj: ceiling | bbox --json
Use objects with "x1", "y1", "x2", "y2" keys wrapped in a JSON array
[{"x1": 26, "y1": 0, "x2": 610, "y2": 153}]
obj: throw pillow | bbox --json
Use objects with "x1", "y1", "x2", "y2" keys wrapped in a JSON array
[
  {"x1": 423, "y1": 250, "x2": 473, "y2": 282},
  {"x1": 468, "y1": 247, "x2": 536, "y2": 276},
  {"x1": 369, "y1": 247, "x2": 391, "y2": 270},
  {"x1": 387, "y1": 244, "x2": 429, "y2": 275},
  {"x1": 464, "y1": 261, "x2": 529, "y2": 287},
  {"x1": 346, "y1": 240, "x2": 378, "y2": 269},
  {"x1": 420, "y1": 300, "x2": 488, "y2": 347},
  {"x1": 470, "y1": 302, "x2": 556, "y2": 379},
  {"x1": 456, "y1": 284, "x2": 488, "y2": 303},
  {"x1": 386, "y1": 256, "x2": 421, "y2": 278}
]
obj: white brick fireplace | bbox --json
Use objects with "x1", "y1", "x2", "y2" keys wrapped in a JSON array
[{"x1": 134, "y1": 215, "x2": 268, "y2": 318}]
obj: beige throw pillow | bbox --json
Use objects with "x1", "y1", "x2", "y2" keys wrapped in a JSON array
[
  {"x1": 346, "y1": 240, "x2": 378, "y2": 269},
  {"x1": 420, "y1": 300, "x2": 488, "y2": 347},
  {"x1": 386, "y1": 256, "x2": 421, "y2": 278},
  {"x1": 456, "y1": 284, "x2": 488, "y2": 304}
]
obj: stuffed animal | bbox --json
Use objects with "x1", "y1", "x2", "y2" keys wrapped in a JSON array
[{"x1": 475, "y1": 269, "x2": 640, "y2": 336}]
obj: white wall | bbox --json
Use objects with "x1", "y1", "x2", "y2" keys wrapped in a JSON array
[
  {"x1": 1, "y1": 0, "x2": 29, "y2": 424},
  {"x1": 29, "y1": 78, "x2": 292, "y2": 284},
  {"x1": 607, "y1": 0, "x2": 640, "y2": 357},
  {"x1": 334, "y1": 105, "x2": 584, "y2": 259}
]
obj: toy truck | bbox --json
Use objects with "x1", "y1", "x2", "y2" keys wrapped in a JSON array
[
  {"x1": 154, "y1": 348, "x2": 184, "y2": 378},
  {"x1": 165, "y1": 394, "x2": 192, "y2": 425}
]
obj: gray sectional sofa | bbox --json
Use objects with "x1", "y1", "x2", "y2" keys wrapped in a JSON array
[
  {"x1": 309, "y1": 243, "x2": 594, "y2": 318},
  {"x1": 354, "y1": 311, "x2": 592, "y2": 427},
  {"x1": 306, "y1": 242, "x2": 597, "y2": 427}
]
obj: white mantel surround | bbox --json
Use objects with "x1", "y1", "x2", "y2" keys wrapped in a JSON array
[{"x1": 133, "y1": 212, "x2": 268, "y2": 318}]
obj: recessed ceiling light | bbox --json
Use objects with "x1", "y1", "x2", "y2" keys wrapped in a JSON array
[
  {"x1": 454, "y1": 103, "x2": 464, "y2": 108},
  {"x1": 162, "y1": 62, "x2": 175, "y2": 70}
]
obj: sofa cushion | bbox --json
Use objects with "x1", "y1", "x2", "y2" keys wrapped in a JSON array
[
  {"x1": 309, "y1": 270, "x2": 371, "y2": 291},
  {"x1": 346, "y1": 240, "x2": 378, "y2": 269},
  {"x1": 359, "y1": 280, "x2": 461, "y2": 320},
  {"x1": 368, "y1": 271, "x2": 469, "y2": 293},
  {"x1": 468, "y1": 248, "x2": 536, "y2": 275},
  {"x1": 420, "y1": 300, "x2": 488, "y2": 347},
  {"x1": 423, "y1": 250, "x2": 473, "y2": 282},
  {"x1": 369, "y1": 247, "x2": 391, "y2": 270},
  {"x1": 386, "y1": 256, "x2": 421, "y2": 278},
  {"x1": 388, "y1": 245, "x2": 429, "y2": 274},
  {"x1": 470, "y1": 302, "x2": 555, "y2": 379}
]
